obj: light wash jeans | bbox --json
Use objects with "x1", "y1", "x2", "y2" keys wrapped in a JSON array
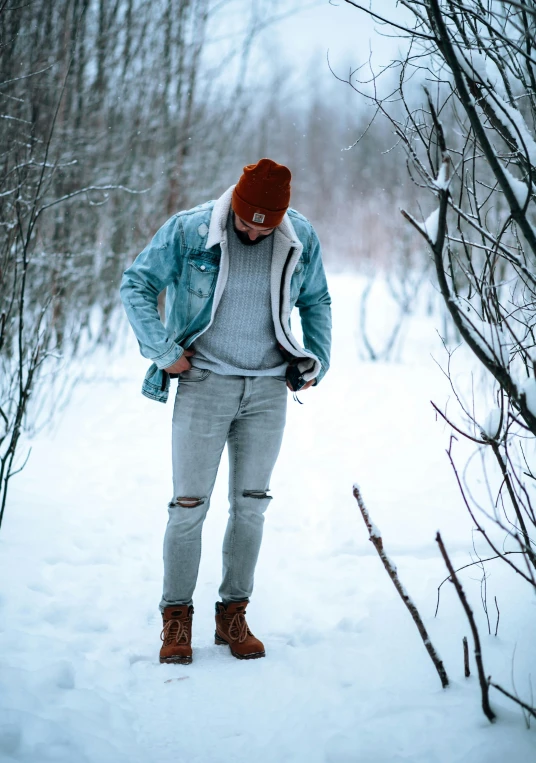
[{"x1": 160, "y1": 368, "x2": 288, "y2": 610}]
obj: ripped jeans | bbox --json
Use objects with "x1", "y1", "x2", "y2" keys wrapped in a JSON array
[{"x1": 160, "y1": 369, "x2": 287, "y2": 610}]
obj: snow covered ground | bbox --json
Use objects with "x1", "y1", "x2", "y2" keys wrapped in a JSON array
[{"x1": 1, "y1": 274, "x2": 535, "y2": 763}]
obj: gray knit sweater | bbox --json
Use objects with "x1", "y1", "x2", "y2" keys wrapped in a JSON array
[{"x1": 193, "y1": 213, "x2": 287, "y2": 376}]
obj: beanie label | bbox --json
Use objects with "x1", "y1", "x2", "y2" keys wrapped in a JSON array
[{"x1": 252, "y1": 212, "x2": 266, "y2": 223}]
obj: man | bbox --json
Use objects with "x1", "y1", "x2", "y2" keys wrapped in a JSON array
[{"x1": 120, "y1": 158, "x2": 331, "y2": 664}]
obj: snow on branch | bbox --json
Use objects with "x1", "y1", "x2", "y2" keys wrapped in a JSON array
[
  {"x1": 417, "y1": 207, "x2": 440, "y2": 245},
  {"x1": 451, "y1": 298, "x2": 511, "y2": 366},
  {"x1": 520, "y1": 378, "x2": 536, "y2": 418},
  {"x1": 451, "y1": 35, "x2": 536, "y2": 168},
  {"x1": 501, "y1": 165, "x2": 530, "y2": 209},
  {"x1": 433, "y1": 158, "x2": 450, "y2": 191},
  {"x1": 480, "y1": 408, "x2": 503, "y2": 441}
]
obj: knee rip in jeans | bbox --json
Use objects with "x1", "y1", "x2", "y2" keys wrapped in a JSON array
[
  {"x1": 169, "y1": 496, "x2": 205, "y2": 508},
  {"x1": 243, "y1": 490, "x2": 272, "y2": 500}
]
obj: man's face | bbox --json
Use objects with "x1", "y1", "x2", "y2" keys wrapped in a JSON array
[{"x1": 233, "y1": 213, "x2": 276, "y2": 246}]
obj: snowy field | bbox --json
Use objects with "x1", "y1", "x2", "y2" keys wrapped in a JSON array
[{"x1": 1, "y1": 274, "x2": 535, "y2": 763}]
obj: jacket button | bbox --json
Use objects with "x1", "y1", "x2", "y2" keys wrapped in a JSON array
[{"x1": 200, "y1": 265, "x2": 206, "y2": 271}]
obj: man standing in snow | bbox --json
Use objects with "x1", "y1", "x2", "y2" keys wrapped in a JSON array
[{"x1": 120, "y1": 159, "x2": 331, "y2": 664}]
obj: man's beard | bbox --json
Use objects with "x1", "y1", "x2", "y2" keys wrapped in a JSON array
[{"x1": 233, "y1": 222, "x2": 274, "y2": 246}]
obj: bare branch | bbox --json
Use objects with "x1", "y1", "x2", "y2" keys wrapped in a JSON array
[
  {"x1": 353, "y1": 485, "x2": 449, "y2": 689},
  {"x1": 436, "y1": 532, "x2": 495, "y2": 722}
]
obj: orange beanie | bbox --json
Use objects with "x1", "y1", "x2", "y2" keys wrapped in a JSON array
[{"x1": 232, "y1": 158, "x2": 291, "y2": 228}]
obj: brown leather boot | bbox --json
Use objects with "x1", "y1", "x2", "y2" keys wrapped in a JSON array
[
  {"x1": 214, "y1": 600, "x2": 265, "y2": 660},
  {"x1": 159, "y1": 605, "x2": 193, "y2": 664}
]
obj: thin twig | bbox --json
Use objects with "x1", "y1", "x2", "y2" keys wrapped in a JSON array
[
  {"x1": 494, "y1": 596, "x2": 500, "y2": 638},
  {"x1": 435, "y1": 551, "x2": 522, "y2": 616},
  {"x1": 489, "y1": 679, "x2": 536, "y2": 719},
  {"x1": 436, "y1": 532, "x2": 495, "y2": 722},
  {"x1": 353, "y1": 485, "x2": 449, "y2": 689},
  {"x1": 463, "y1": 636, "x2": 470, "y2": 677}
]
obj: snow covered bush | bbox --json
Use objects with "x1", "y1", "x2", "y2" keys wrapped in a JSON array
[{"x1": 344, "y1": 0, "x2": 536, "y2": 719}]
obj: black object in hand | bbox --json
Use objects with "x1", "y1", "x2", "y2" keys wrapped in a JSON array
[{"x1": 285, "y1": 364, "x2": 307, "y2": 392}]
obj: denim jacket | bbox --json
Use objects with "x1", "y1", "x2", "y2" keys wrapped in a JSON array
[{"x1": 120, "y1": 185, "x2": 332, "y2": 403}]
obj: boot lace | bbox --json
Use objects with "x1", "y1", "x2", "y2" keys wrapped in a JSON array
[
  {"x1": 160, "y1": 617, "x2": 190, "y2": 646},
  {"x1": 224, "y1": 612, "x2": 250, "y2": 643}
]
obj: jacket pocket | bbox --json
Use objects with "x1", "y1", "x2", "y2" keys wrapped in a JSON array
[{"x1": 187, "y1": 258, "x2": 218, "y2": 298}]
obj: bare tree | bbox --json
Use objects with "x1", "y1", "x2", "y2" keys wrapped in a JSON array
[
  {"x1": 0, "y1": 3, "x2": 135, "y2": 527},
  {"x1": 0, "y1": 0, "x2": 270, "y2": 527}
]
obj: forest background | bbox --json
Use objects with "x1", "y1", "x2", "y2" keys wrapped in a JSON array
[
  {"x1": 3, "y1": 1, "x2": 536, "y2": 756},
  {"x1": 0, "y1": 0, "x2": 422, "y2": 518}
]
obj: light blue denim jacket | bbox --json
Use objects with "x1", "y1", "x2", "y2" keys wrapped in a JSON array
[{"x1": 120, "y1": 185, "x2": 332, "y2": 403}]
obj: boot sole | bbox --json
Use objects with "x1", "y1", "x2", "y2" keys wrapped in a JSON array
[
  {"x1": 159, "y1": 655, "x2": 192, "y2": 665},
  {"x1": 214, "y1": 632, "x2": 265, "y2": 660}
]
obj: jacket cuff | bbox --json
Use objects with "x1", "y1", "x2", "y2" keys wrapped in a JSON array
[
  {"x1": 153, "y1": 343, "x2": 184, "y2": 370},
  {"x1": 314, "y1": 364, "x2": 328, "y2": 385}
]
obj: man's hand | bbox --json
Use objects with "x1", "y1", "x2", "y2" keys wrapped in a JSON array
[
  {"x1": 286, "y1": 379, "x2": 315, "y2": 392},
  {"x1": 164, "y1": 349, "x2": 194, "y2": 374}
]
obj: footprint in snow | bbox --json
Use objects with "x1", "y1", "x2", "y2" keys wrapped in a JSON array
[
  {"x1": 41, "y1": 603, "x2": 71, "y2": 625},
  {"x1": 336, "y1": 617, "x2": 365, "y2": 633},
  {"x1": 27, "y1": 581, "x2": 54, "y2": 596},
  {"x1": 0, "y1": 724, "x2": 22, "y2": 756},
  {"x1": 286, "y1": 629, "x2": 325, "y2": 647},
  {"x1": 73, "y1": 617, "x2": 109, "y2": 633},
  {"x1": 128, "y1": 654, "x2": 152, "y2": 665}
]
